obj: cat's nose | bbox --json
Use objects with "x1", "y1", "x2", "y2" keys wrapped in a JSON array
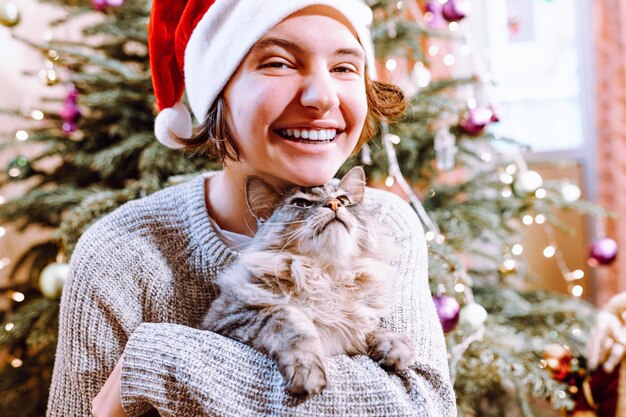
[{"x1": 325, "y1": 199, "x2": 341, "y2": 211}]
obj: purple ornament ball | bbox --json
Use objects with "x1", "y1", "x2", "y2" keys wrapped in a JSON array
[
  {"x1": 433, "y1": 294, "x2": 460, "y2": 332},
  {"x1": 588, "y1": 237, "x2": 618, "y2": 266},
  {"x1": 424, "y1": 0, "x2": 447, "y2": 29},
  {"x1": 460, "y1": 107, "x2": 493, "y2": 135},
  {"x1": 91, "y1": 0, "x2": 108, "y2": 11},
  {"x1": 441, "y1": 0, "x2": 471, "y2": 22}
]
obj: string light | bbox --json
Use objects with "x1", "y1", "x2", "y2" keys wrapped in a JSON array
[
  {"x1": 0, "y1": 258, "x2": 10, "y2": 269},
  {"x1": 543, "y1": 245, "x2": 556, "y2": 258},
  {"x1": 0, "y1": 196, "x2": 4, "y2": 204},
  {"x1": 500, "y1": 173, "x2": 513, "y2": 184},
  {"x1": 30, "y1": 110, "x2": 44, "y2": 120},
  {"x1": 571, "y1": 285, "x2": 583, "y2": 297},
  {"x1": 535, "y1": 188, "x2": 547, "y2": 199},
  {"x1": 565, "y1": 269, "x2": 585, "y2": 281},
  {"x1": 385, "y1": 59, "x2": 398, "y2": 71},
  {"x1": 480, "y1": 153, "x2": 492, "y2": 162},
  {"x1": 501, "y1": 188, "x2": 512, "y2": 198},
  {"x1": 10, "y1": 291, "x2": 24, "y2": 302},
  {"x1": 0, "y1": 227, "x2": 5, "y2": 237},
  {"x1": 15, "y1": 130, "x2": 28, "y2": 141},
  {"x1": 385, "y1": 176, "x2": 395, "y2": 187},
  {"x1": 443, "y1": 54, "x2": 456, "y2": 66},
  {"x1": 454, "y1": 283, "x2": 465, "y2": 292},
  {"x1": 428, "y1": 45, "x2": 440, "y2": 56},
  {"x1": 448, "y1": 22, "x2": 459, "y2": 31},
  {"x1": 425, "y1": 231, "x2": 436, "y2": 241},
  {"x1": 413, "y1": 62, "x2": 432, "y2": 88},
  {"x1": 5, "y1": 322, "x2": 14, "y2": 331},
  {"x1": 512, "y1": 244, "x2": 524, "y2": 255},
  {"x1": 11, "y1": 358, "x2": 23, "y2": 368},
  {"x1": 534, "y1": 214, "x2": 546, "y2": 224},
  {"x1": 502, "y1": 258, "x2": 516, "y2": 271},
  {"x1": 387, "y1": 133, "x2": 401, "y2": 145},
  {"x1": 522, "y1": 215, "x2": 534, "y2": 225},
  {"x1": 505, "y1": 164, "x2": 518, "y2": 175},
  {"x1": 561, "y1": 182, "x2": 581, "y2": 202}
]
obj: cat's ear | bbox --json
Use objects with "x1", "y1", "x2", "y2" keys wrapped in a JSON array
[
  {"x1": 339, "y1": 166, "x2": 366, "y2": 204},
  {"x1": 245, "y1": 176, "x2": 280, "y2": 222}
]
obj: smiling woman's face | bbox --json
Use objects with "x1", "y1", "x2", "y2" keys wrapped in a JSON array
[{"x1": 222, "y1": 6, "x2": 368, "y2": 189}]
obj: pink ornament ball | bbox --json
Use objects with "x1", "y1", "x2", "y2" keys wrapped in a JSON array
[
  {"x1": 588, "y1": 237, "x2": 618, "y2": 266},
  {"x1": 433, "y1": 294, "x2": 460, "y2": 332},
  {"x1": 441, "y1": 0, "x2": 471, "y2": 22}
]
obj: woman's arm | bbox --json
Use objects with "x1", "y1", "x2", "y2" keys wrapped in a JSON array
[
  {"x1": 118, "y1": 190, "x2": 456, "y2": 416},
  {"x1": 48, "y1": 188, "x2": 455, "y2": 417}
]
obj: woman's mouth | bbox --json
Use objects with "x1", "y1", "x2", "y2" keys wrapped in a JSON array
[{"x1": 276, "y1": 128, "x2": 339, "y2": 143}]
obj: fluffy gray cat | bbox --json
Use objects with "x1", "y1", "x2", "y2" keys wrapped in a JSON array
[{"x1": 202, "y1": 166, "x2": 416, "y2": 396}]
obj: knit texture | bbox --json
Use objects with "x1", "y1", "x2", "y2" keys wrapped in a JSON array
[{"x1": 46, "y1": 173, "x2": 456, "y2": 417}]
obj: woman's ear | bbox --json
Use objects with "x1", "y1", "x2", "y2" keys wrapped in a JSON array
[
  {"x1": 339, "y1": 166, "x2": 366, "y2": 204},
  {"x1": 245, "y1": 176, "x2": 280, "y2": 222}
]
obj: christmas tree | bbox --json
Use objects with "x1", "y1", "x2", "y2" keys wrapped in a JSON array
[{"x1": 0, "y1": 0, "x2": 610, "y2": 416}]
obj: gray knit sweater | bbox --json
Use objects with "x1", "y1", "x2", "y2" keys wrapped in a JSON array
[{"x1": 46, "y1": 173, "x2": 456, "y2": 417}]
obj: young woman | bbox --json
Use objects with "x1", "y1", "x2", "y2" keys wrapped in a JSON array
[{"x1": 47, "y1": 1, "x2": 457, "y2": 416}]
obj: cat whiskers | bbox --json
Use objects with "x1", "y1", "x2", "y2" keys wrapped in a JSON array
[{"x1": 277, "y1": 226, "x2": 308, "y2": 255}]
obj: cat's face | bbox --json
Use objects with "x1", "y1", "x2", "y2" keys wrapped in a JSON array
[{"x1": 246, "y1": 166, "x2": 367, "y2": 261}]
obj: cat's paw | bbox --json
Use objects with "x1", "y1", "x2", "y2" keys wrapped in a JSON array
[
  {"x1": 368, "y1": 332, "x2": 416, "y2": 371},
  {"x1": 279, "y1": 350, "x2": 328, "y2": 397}
]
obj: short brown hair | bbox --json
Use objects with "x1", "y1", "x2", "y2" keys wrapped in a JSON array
[{"x1": 174, "y1": 72, "x2": 407, "y2": 162}]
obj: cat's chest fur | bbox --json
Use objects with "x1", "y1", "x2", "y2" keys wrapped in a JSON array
[{"x1": 238, "y1": 250, "x2": 394, "y2": 356}]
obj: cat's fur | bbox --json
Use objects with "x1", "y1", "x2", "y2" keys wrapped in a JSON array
[{"x1": 202, "y1": 166, "x2": 416, "y2": 396}]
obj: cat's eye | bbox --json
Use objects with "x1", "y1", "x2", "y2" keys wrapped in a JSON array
[
  {"x1": 337, "y1": 196, "x2": 351, "y2": 206},
  {"x1": 291, "y1": 198, "x2": 312, "y2": 208}
]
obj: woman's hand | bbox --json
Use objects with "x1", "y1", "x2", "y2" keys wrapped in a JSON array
[
  {"x1": 92, "y1": 355, "x2": 129, "y2": 417},
  {"x1": 587, "y1": 293, "x2": 626, "y2": 373}
]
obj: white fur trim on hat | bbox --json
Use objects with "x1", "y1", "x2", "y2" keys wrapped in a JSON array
[
  {"x1": 154, "y1": 102, "x2": 193, "y2": 149},
  {"x1": 185, "y1": 0, "x2": 376, "y2": 127}
]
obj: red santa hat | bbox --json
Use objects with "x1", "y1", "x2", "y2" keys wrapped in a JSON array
[{"x1": 149, "y1": 0, "x2": 376, "y2": 148}]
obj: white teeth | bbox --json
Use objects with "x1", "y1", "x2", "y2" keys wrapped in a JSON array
[{"x1": 279, "y1": 128, "x2": 338, "y2": 141}]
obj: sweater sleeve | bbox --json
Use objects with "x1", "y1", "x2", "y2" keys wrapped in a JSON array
[
  {"x1": 119, "y1": 190, "x2": 457, "y2": 417},
  {"x1": 46, "y1": 229, "x2": 140, "y2": 417}
]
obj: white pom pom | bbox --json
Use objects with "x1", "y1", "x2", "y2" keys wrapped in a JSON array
[{"x1": 154, "y1": 102, "x2": 193, "y2": 149}]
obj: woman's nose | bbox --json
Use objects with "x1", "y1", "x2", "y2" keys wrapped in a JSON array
[{"x1": 300, "y1": 70, "x2": 340, "y2": 114}]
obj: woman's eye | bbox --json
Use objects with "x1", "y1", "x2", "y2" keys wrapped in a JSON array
[
  {"x1": 291, "y1": 198, "x2": 312, "y2": 208},
  {"x1": 337, "y1": 196, "x2": 351, "y2": 206},
  {"x1": 333, "y1": 65, "x2": 357, "y2": 74},
  {"x1": 260, "y1": 62, "x2": 291, "y2": 69}
]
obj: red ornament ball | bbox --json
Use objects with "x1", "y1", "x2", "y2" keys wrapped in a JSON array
[
  {"x1": 433, "y1": 294, "x2": 460, "y2": 332},
  {"x1": 588, "y1": 237, "x2": 618, "y2": 266}
]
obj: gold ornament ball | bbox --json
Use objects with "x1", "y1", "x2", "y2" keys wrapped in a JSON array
[
  {"x1": 0, "y1": 2, "x2": 20, "y2": 27},
  {"x1": 39, "y1": 262, "x2": 70, "y2": 299}
]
